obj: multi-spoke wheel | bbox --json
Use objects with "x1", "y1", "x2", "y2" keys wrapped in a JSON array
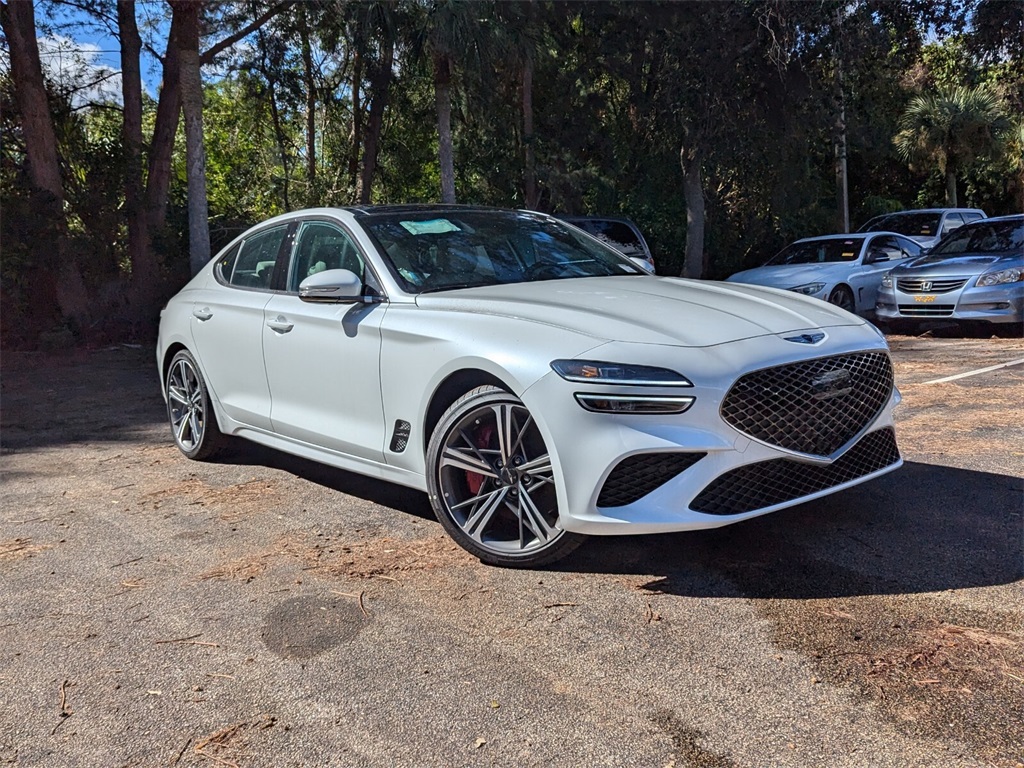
[
  {"x1": 828, "y1": 285, "x2": 856, "y2": 313},
  {"x1": 426, "y1": 386, "x2": 585, "y2": 567},
  {"x1": 165, "y1": 350, "x2": 227, "y2": 460}
]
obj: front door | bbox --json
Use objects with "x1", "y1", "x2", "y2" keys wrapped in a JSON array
[{"x1": 262, "y1": 220, "x2": 388, "y2": 462}]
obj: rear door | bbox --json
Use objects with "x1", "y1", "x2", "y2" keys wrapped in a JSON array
[{"x1": 190, "y1": 224, "x2": 293, "y2": 430}]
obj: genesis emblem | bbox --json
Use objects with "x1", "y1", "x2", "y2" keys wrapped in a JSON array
[{"x1": 784, "y1": 332, "x2": 825, "y2": 345}]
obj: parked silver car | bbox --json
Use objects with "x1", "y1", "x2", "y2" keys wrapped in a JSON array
[
  {"x1": 875, "y1": 214, "x2": 1024, "y2": 328},
  {"x1": 857, "y1": 208, "x2": 986, "y2": 250}
]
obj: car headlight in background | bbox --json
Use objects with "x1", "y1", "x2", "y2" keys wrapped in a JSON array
[
  {"x1": 977, "y1": 267, "x2": 1024, "y2": 287},
  {"x1": 881, "y1": 273, "x2": 893, "y2": 288},
  {"x1": 550, "y1": 360, "x2": 692, "y2": 386},
  {"x1": 788, "y1": 282, "x2": 825, "y2": 296}
]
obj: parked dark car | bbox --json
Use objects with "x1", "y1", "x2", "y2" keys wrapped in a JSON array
[{"x1": 559, "y1": 216, "x2": 655, "y2": 272}]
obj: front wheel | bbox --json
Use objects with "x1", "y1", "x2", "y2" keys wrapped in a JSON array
[
  {"x1": 828, "y1": 285, "x2": 856, "y2": 313},
  {"x1": 165, "y1": 350, "x2": 228, "y2": 461},
  {"x1": 426, "y1": 386, "x2": 586, "y2": 567}
]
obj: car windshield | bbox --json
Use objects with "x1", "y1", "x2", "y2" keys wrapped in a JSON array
[
  {"x1": 929, "y1": 219, "x2": 1024, "y2": 257},
  {"x1": 858, "y1": 212, "x2": 941, "y2": 237},
  {"x1": 357, "y1": 210, "x2": 643, "y2": 293},
  {"x1": 764, "y1": 238, "x2": 864, "y2": 266}
]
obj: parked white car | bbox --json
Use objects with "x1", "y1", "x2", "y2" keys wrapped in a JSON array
[
  {"x1": 725, "y1": 233, "x2": 925, "y2": 315},
  {"x1": 158, "y1": 206, "x2": 902, "y2": 567},
  {"x1": 857, "y1": 208, "x2": 986, "y2": 250}
]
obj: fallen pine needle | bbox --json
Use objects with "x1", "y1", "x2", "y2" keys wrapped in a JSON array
[
  {"x1": 155, "y1": 633, "x2": 203, "y2": 645},
  {"x1": 59, "y1": 679, "x2": 71, "y2": 716},
  {"x1": 330, "y1": 589, "x2": 370, "y2": 617},
  {"x1": 544, "y1": 602, "x2": 578, "y2": 609}
]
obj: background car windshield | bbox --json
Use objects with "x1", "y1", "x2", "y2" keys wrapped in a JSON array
[
  {"x1": 764, "y1": 238, "x2": 864, "y2": 266},
  {"x1": 358, "y1": 210, "x2": 641, "y2": 293},
  {"x1": 570, "y1": 220, "x2": 644, "y2": 256},
  {"x1": 929, "y1": 219, "x2": 1024, "y2": 256},
  {"x1": 858, "y1": 212, "x2": 940, "y2": 237}
]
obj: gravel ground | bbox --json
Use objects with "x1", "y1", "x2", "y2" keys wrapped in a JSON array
[{"x1": 1, "y1": 335, "x2": 1021, "y2": 767}]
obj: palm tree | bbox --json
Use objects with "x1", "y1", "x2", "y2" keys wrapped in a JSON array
[
  {"x1": 418, "y1": 0, "x2": 492, "y2": 204},
  {"x1": 894, "y1": 85, "x2": 1010, "y2": 206}
]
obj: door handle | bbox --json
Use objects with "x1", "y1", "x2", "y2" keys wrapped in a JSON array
[
  {"x1": 266, "y1": 315, "x2": 294, "y2": 333},
  {"x1": 192, "y1": 307, "x2": 213, "y2": 321}
]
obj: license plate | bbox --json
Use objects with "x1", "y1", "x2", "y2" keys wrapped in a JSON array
[{"x1": 914, "y1": 295, "x2": 937, "y2": 303}]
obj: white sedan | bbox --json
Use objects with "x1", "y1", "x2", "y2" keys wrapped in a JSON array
[
  {"x1": 158, "y1": 206, "x2": 902, "y2": 567},
  {"x1": 726, "y1": 233, "x2": 924, "y2": 315}
]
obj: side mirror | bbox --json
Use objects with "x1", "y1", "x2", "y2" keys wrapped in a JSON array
[
  {"x1": 864, "y1": 250, "x2": 887, "y2": 265},
  {"x1": 299, "y1": 268, "x2": 364, "y2": 303}
]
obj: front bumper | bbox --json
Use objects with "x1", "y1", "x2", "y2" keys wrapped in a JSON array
[
  {"x1": 522, "y1": 326, "x2": 901, "y2": 535},
  {"x1": 875, "y1": 279, "x2": 1024, "y2": 324}
]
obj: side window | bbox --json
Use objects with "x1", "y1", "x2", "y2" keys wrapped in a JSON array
[
  {"x1": 230, "y1": 226, "x2": 287, "y2": 289},
  {"x1": 942, "y1": 212, "x2": 965, "y2": 235},
  {"x1": 288, "y1": 222, "x2": 365, "y2": 292},
  {"x1": 895, "y1": 236, "x2": 923, "y2": 259},
  {"x1": 867, "y1": 235, "x2": 902, "y2": 262},
  {"x1": 214, "y1": 242, "x2": 241, "y2": 283}
]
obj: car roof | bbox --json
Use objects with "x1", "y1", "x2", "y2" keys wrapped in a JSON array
[
  {"x1": 792, "y1": 232, "x2": 896, "y2": 243},
  {"x1": 868, "y1": 208, "x2": 986, "y2": 216}
]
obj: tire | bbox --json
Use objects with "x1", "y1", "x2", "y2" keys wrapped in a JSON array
[
  {"x1": 426, "y1": 386, "x2": 586, "y2": 568},
  {"x1": 165, "y1": 350, "x2": 228, "y2": 461},
  {"x1": 827, "y1": 285, "x2": 856, "y2": 313}
]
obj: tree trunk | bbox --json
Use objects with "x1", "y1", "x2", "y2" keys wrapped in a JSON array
[
  {"x1": 174, "y1": 0, "x2": 211, "y2": 275},
  {"x1": 266, "y1": 77, "x2": 292, "y2": 210},
  {"x1": 299, "y1": 6, "x2": 317, "y2": 203},
  {"x1": 945, "y1": 169, "x2": 958, "y2": 206},
  {"x1": 118, "y1": 0, "x2": 158, "y2": 316},
  {"x1": 347, "y1": 51, "x2": 363, "y2": 197},
  {"x1": 146, "y1": 8, "x2": 184, "y2": 236},
  {"x1": 680, "y1": 148, "x2": 705, "y2": 279},
  {"x1": 0, "y1": 0, "x2": 89, "y2": 330},
  {"x1": 522, "y1": 56, "x2": 539, "y2": 210},
  {"x1": 358, "y1": 37, "x2": 395, "y2": 205},
  {"x1": 434, "y1": 52, "x2": 456, "y2": 204}
]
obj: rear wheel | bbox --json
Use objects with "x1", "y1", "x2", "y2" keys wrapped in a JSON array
[
  {"x1": 426, "y1": 386, "x2": 585, "y2": 567},
  {"x1": 165, "y1": 350, "x2": 228, "y2": 461},
  {"x1": 828, "y1": 285, "x2": 856, "y2": 313}
]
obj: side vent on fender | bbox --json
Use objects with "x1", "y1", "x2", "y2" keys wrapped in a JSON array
[{"x1": 389, "y1": 420, "x2": 412, "y2": 453}]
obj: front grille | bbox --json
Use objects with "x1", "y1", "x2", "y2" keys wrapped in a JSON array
[
  {"x1": 720, "y1": 352, "x2": 893, "y2": 457},
  {"x1": 690, "y1": 428, "x2": 899, "y2": 516},
  {"x1": 897, "y1": 304, "x2": 955, "y2": 317},
  {"x1": 597, "y1": 452, "x2": 706, "y2": 508},
  {"x1": 897, "y1": 278, "x2": 967, "y2": 294}
]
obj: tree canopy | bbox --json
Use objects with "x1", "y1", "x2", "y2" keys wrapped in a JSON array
[{"x1": 1, "y1": 0, "x2": 1020, "y2": 346}]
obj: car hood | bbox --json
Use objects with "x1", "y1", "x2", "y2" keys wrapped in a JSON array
[
  {"x1": 892, "y1": 252, "x2": 1018, "y2": 278},
  {"x1": 414, "y1": 276, "x2": 863, "y2": 347},
  {"x1": 726, "y1": 263, "x2": 853, "y2": 289}
]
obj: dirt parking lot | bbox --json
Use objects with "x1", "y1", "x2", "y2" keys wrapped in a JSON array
[{"x1": 1, "y1": 333, "x2": 1022, "y2": 767}]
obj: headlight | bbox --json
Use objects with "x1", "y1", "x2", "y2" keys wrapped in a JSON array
[
  {"x1": 977, "y1": 267, "x2": 1023, "y2": 287},
  {"x1": 550, "y1": 360, "x2": 692, "y2": 386},
  {"x1": 881, "y1": 273, "x2": 893, "y2": 288},
  {"x1": 788, "y1": 282, "x2": 825, "y2": 296}
]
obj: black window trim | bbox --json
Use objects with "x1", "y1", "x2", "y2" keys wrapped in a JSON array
[{"x1": 213, "y1": 221, "x2": 297, "y2": 293}]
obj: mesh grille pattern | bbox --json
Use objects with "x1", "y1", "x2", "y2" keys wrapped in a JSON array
[
  {"x1": 897, "y1": 278, "x2": 967, "y2": 294},
  {"x1": 597, "y1": 452, "x2": 706, "y2": 508},
  {"x1": 690, "y1": 428, "x2": 899, "y2": 516},
  {"x1": 897, "y1": 304, "x2": 956, "y2": 317},
  {"x1": 721, "y1": 352, "x2": 893, "y2": 456}
]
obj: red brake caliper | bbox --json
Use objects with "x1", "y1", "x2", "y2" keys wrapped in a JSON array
[{"x1": 465, "y1": 424, "x2": 494, "y2": 495}]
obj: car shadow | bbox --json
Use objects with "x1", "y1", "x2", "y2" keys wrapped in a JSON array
[
  {"x1": 558, "y1": 461, "x2": 1023, "y2": 599},
  {"x1": 216, "y1": 440, "x2": 436, "y2": 522}
]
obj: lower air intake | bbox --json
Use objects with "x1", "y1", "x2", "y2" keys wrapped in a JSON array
[
  {"x1": 690, "y1": 428, "x2": 899, "y2": 516},
  {"x1": 597, "y1": 452, "x2": 706, "y2": 508}
]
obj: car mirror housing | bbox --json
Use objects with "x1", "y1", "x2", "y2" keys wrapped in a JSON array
[
  {"x1": 298, "y1": 268, "x2": 365, "y2": 303},
  {"x1": 865, "y1": 250, "x2": 887, "y2": 264}
]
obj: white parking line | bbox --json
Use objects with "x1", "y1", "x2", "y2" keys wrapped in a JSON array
[{"x1": 923, "y1": 357, "x2": 1024, "y2": 385}]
